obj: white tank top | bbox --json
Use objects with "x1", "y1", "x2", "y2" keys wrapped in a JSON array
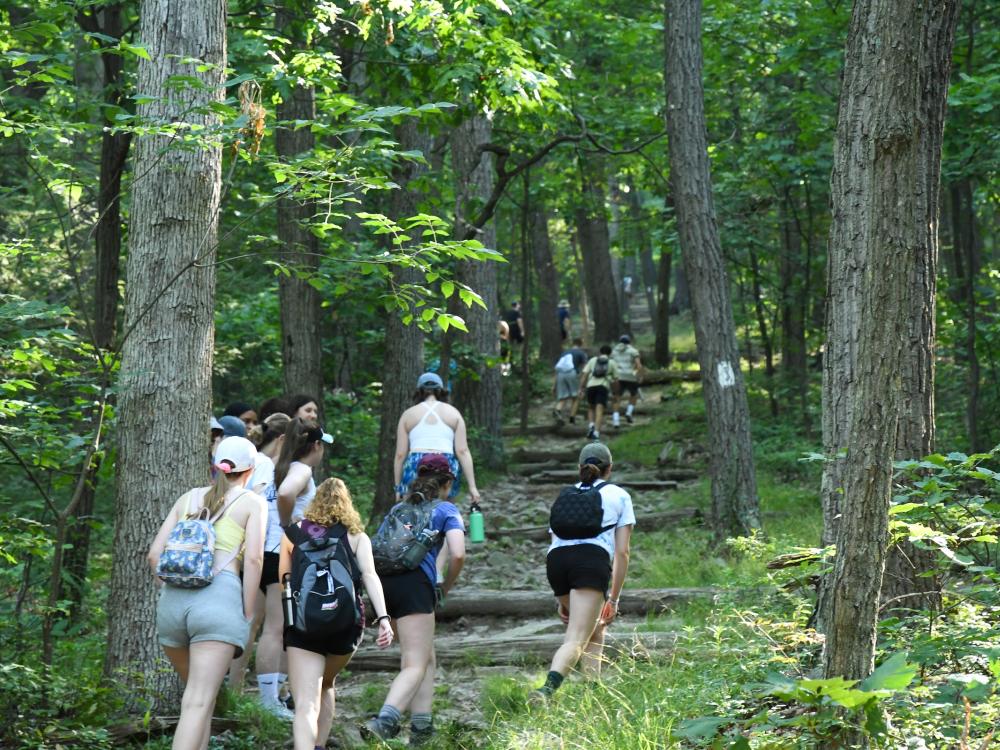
[
  {"x1": 290, "y1": 461, "x2": 315, "y2": 520},
  {"x1": 408, "y1": 402, "x2": 456, "y2": 454}
]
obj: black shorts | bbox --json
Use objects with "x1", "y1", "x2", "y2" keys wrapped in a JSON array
[
  {"x1": 259, "y1": 552, "x2": 280, "y2": 591},
  {"x1": 617, "y1": 380, "x2": 640, "y2": 397},
  {"x1": 284, "y1": 621, "x2": 363, "y2": 657},
  {"x1": 546, "y1": 544, "x2": 611, "y2": 598},
  {"x1": 381, "y1": 568, "x2": 436, "y2": 618},
  {"x1": 586, "y1": 385, "x2": 610, "y2": 407}
]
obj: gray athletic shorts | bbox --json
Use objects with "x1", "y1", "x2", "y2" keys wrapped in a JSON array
[
  {"x1": 156, "y1": 570, "x2": 250, "y2": 657},
  {"x1": 556, "y1": 370, "x2": 579, "y2": 400}
]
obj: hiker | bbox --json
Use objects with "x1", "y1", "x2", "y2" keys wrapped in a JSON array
[
  {"x1": 532, "y1": 442, "x2": 635, "y2": 702},
  {"x1": 610, "y1": 335, "x2": 644, "y2": 429},
  {"x1": 224, "y1": 401, "x2": 259, "y2": 431},
  {"x1": 557, "y1": 299, "x2": 572, "y2": 341},
  {"x1": 363, "y1": 454, "x2": 467, "y2": 745},
  {"x1": 287, "y1": 394, "x2": 321, "y2": 425},
  {"x1": 622, "y1": 275, "x2": 633, "y2": 305},
  {"x1": 276, "y1": 419, "x2": 334, "y2": 527},
  {"x1": 498, "y1": 318, "x2": 512, "y2": 376},
  {"x1": 148, "y1": 436, "x2": 268, "y2": 750},
  {"x1": 552, "y1": 338, "x2": 589, "y2": 423},
  {"x1": 502, "y1": 300, "x2": 525, "y2": 345},
  {"x1": 393, "y1": 372, "x2": 481, "y2": 505},
  {"x1": 280, "y1": 478, "x2": 394, "y2": 750},
  {"x1": 227, "y1": 413, "x2": 294, "y2": 713},
  {"x1": 578, "y1": 344, "x2": 620, "y2": 440}
]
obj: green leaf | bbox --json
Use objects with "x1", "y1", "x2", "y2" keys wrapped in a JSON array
[
  {"x1": 673, "y1": 716, "x2": 728, "y2": 740},
  {"x1": 441, "y1": 281, "x2": 455, "y2": 299},
  {"x1": 861, "y1": 652, "x2": 916, "y2": 692},
  {"x1": 120, "y1": 42, "x2": 150, "y2": 60}
]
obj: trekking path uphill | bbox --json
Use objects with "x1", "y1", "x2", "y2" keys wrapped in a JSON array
[{"x1": 335, "y1": 300, "x2": 712, "y2": 745}]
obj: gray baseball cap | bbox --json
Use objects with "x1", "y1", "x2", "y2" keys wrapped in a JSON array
[
  {"x1": 578, "y1": 442, "x2": 612, "y2": 467},
  {"x1": 417, "y1": 371, "x2": 444, "y2": 389}
]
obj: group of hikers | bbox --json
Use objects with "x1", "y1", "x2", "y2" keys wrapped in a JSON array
[{"x1": 148, "y1": 367, "x2": 636, "y2": 748}]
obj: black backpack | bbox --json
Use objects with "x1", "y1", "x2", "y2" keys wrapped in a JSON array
[
  {"x1": 550, "y1": 482, "x2": 617, "y2": 539},
  {"x1": 286, "y1": 523, "x2": 364, "y2": 637},
  {"x1": 592, "y1": 356, "x2": 610, "y2": 378},
  {"x1": 371, "y1": 499, "x2": 442, "y2": 576}
]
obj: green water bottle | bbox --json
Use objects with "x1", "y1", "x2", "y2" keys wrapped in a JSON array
[{"x1": 469, "y1": 501, "x2": 485, "y2": 543}]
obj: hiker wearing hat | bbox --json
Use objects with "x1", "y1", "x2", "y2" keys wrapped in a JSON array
[
  {"x1": 364, "y1": 453, "x2": 466, "y2": 745},
  {"x1": 557, "y1": 299, "x2": 572, "y2": 341},
  {"x1": 579, "y1": 344, "x2": 620, "y2": 440},
  {"x1": 147, "y1": 436, "x2": 268, "y2": 748},
  {"x1": 531, "y1": 442, "x2": 635, "y2": 704},
  {"x1": 610, "y1": 334, "x2": 644, "y2": 429},
  {"x1": 392, "y1": 372, "x2": 481, "y2": 504}
]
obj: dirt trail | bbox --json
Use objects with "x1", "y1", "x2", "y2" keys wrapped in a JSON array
[{"x1": 330, "y1": 301, "x2": 704, "y2": 746}]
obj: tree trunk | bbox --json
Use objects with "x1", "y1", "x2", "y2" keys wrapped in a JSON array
[
  {"x1": 575, "y1": 155, "x2": 622, "y2": 344},
  {"x1": 819, "y1": 0, "x2": 957, "y2": 719},
  {"x1": 104, "y1": 0, "x2": 225, "y2": 711},
  {"x1": 951, "y1": 180, "x2": 983, "y2": 451},
  {"x1": 778, "y1": 186, "x2": 808, "y2": 419},
  {"x1": 371, "y1": 123, "x2": 430, "y2": 522},
  {"x1": 531, "y1": 207, "x2": 563, "y2": 364},
  {"x1": 664, "y1": 0, "x2": 760, "y2": 543},
  {"x1": 276, "y1": 9, "x2": 323, "y2": 406},
  {"x1": 571, "y1": 234, "x2": 592, "y2": 346},
  {"x1": 451, "y1": 115, "x2": 503, "y2": 469},
  {"x1": 654, "y1": 245, "x2": 672, "y2": 366},
  {"x1": 65, "y1": 2, "x2": 132, "y2": 621},
  {"x1": 670, "y1": 262, "x2": 691, "y2": 314},
  {"x1": 748, "y1": 246, "x2": 777, "y2": 416}
]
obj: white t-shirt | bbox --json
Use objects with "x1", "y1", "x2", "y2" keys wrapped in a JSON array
[{"x1": 548, "y1": 480, "x2": 636, "y2": 559}]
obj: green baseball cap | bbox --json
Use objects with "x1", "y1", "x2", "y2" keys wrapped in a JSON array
[{"x1": 578, "y1": 442, "x2": 612, "y2": 467}]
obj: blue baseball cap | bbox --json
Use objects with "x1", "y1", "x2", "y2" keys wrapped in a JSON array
[{"x1": 417, "y1": 372, "x2": 444, "y2": 389}]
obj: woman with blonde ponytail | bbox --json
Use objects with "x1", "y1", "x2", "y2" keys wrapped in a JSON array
[{"x1": 147, "y1": 436, "x2": 267, "y2": 749}]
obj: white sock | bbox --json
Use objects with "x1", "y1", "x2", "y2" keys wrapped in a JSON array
[
  {"x1": 258, "y1": 673, "x2": 279, "y2": 704},
  {"x1": 612, "y1": 412, "x2": 620, "y2": 426},
  {"x1": 626, "y1": 404, "x2": 634, "y2": 416}
]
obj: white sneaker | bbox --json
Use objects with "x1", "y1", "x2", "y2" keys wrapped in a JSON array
[{"x1": 261, "y1": 698, "x2": 294, "y2": 721}]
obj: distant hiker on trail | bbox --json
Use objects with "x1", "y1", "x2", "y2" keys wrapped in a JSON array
[
  {"x1": 148, "y1": 436, "x2": 268, "y2": 750},
  {"x1": 531, "y1": 442, "x2": 635, "y2": 704},
  {"x1": 279, "y1": 477, "x2": 393, "y2": 750},
  {"x1": 224, "y1": 401, "x2": 258, "y2": 431},
  {"x1": 498, "y1": 318, "x2": 512, "y2": 376},
  {"x1": 552, "y1": 338, "x2": 589, "y2": 424},
  {"x1": 393, "y1": 372, "x2": 481, "y2": 505},
  {"x1": 228, "y1": 413, "x2": 294, "y2": 714},
  {"x1": 276, "y1": 419, "x2": 334, "y2": 527},
  {"x1": 502, "y1": 300, "x2": 525, "y2": 345},
  {"x1": 622, "y1": 275, "x2": 633, "y2": 305},
  {"x1": 558, "y1": 299, "x2": 572, "y2": 340},
  {"x1": 610, "y1": 335, "x2": 644, "y2": 429},
  {"x1": 579, "y1": 345, "x2": 619, "y2": 440},
  {"x1": 363, "y1": 454, "x2": 466, "y2": 745}
]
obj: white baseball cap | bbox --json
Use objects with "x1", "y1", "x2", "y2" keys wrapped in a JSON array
[{"x1": 213, "y1": 436, "x2": 257, "y2": 474}]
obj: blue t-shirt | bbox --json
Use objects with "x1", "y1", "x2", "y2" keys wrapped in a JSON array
[{"x1": 419, "y1": 501, "x2": 464, "y2": 585}]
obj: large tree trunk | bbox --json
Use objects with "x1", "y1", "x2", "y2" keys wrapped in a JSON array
[
  {"x1": 104, "y1": 0, "x2": 224, "y2": 710},
  {"x1": 951, "y1": 180, "x2": 983, "y2": 451},
  {"x1": 371, "y1": 123, "x2": 430, "y2": 522},
  {"x1": 531, "y1": 207, "x2": 563, "y2": 364},
  {"x1": 819, "y1": 0, "x2": 957, "y2": 718},
  {"x1": 575, "y1": 155, "x2": 622, "y2": 344},
  {"x1": 778, "y1": 186, "x2": 808, "y2": 422},
  {"x1": 451, "y1": 116, "x2": 503, "y2": 468},
  {"x1": 664, "y1": 0, "x2": 760, "y2": 543},
  {"x1": 276, "y1": 8, "x2": 323, "y2": 404}
]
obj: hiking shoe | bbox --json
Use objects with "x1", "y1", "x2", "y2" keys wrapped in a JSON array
[
  {"x1": 527, "y1": 689, "x2": 550, "y2": 708},
  {"x1": 626, "y1": 413, "x2": 634, "y2": 424},
  {"x1": 587, "y1": 425, "x2": 596, "y2": 439},
  {"x1": 261, "y1": 699, "x2": 294, "y2": 721},
  {"x1": 409, "y1": 723, "x2": 435, "y2": 747},
  {"x1": 361, "y1": 717, "x2": 400, "y2": 742},
  {"x1": 568, "y1": 416, "x2": 576, "y2": 424}
]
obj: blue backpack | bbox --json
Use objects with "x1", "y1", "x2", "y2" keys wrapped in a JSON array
[{"x1": 156, "y1": 490, "x2": 248, "y2": 588}]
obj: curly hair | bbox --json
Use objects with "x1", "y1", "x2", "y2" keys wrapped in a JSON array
[{"x1": 305, "y1": 477, "x2": 363, "y2": 534}]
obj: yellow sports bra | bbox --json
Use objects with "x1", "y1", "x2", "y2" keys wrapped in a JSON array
[{"x1": 188, "y1": 490, "x2": 248, "y2": 562}]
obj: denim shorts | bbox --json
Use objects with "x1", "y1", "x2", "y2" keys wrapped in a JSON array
[{"x1": 157, "y1": 571, "x2": 251, "y2": 657}]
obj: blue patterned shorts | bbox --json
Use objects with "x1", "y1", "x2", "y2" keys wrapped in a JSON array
[{"x1": 400, "y1": 451, "x2": 462, "y2": 499}]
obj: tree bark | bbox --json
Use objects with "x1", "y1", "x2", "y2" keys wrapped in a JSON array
[
  {"x1": 670, "y1": 262, "x2": 691, "y2": 314},
  {"x1": 951, "y1": 180, "x2": 983, "y2": 451},
  {"x1": 778, "y1": 186, "x2": 808, "y2": 419},
  {"x1": 104, "y1": 0, "x2": 225, "y2": 711},
  {"x1": 664, "y1": 0, "x2": 760, "y2": 543},
  {"x1": 819, "y1": 0, "x2": 958, "y2": 715},
  {"x1": 575, "y1": 155, "x2": 623, "y2": 344},
  {"x1": 276, "y1": 8, "x2": 323, "y2": 405},
  {"x1": 451, "y1": 115, "x2": 503, "y2": 469},
  {"x1": 531, "y1": 207, "x2": 563, "y2": 364},
  {"x1": 371, "y1": 123, "x2": 430, "y2": 522}
]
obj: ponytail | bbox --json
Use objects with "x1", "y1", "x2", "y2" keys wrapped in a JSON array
[
  {"x1": 406, "y1": 474, "x2": 446, "y2": 504},
  {"x1": 198, "y1": 470, "x2": 250, "y2": 518},
  {"x1": 274, "y1": 417, "x2": 313, "y2": 488},
  {"x1": 579, "y1": 463, "x2": 604, "y2": 485},
  {"x1": 251, "y1": 413, "x2": 291, "y2": 450}
]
